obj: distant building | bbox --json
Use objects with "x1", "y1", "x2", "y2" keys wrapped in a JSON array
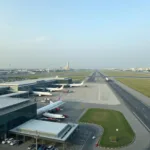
[{"x1": 64, "y1": 62, "x2": 70, "y2": 70}]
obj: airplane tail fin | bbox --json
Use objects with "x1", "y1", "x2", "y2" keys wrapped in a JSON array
[
  {"x1": 50, "y1": 96, "x2": 62, "y2": 104},
  {"x1": 50, "y1": 101, "x2": 54, "y2": 104},
  {"x1": 81, "y1": 81, "x2": 84, "y2": 85},
  {"x1": 60, "y1": 85, "x2": 64, "y2": 90}
]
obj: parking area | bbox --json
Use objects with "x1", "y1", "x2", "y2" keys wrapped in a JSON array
[{"x1": 0, "y1": 138, "x2": 60, "y2": 150}]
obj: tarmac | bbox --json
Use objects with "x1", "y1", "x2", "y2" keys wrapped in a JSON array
[
  {"x1": 61, "y1": 83, "x2": 120, "y2": 105},
  {"x1": 1, "y1": 71, "x2": 150, "y2": 150},
  {"x1": 35, "y1": 71, "x2": 150, "y2": 150}
]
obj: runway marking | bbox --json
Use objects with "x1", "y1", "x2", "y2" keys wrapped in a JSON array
[
  {"x1": 98, "y1": 85, "x2": 101, "y2": 101},
  {"x1": 133, "y1": 112, "x2": 150, "y2": 132}
]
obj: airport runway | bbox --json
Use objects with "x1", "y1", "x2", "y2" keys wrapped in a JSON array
[
  {"x1": 109, "y1": 81, "x2": 150, "y2": 130},
  {"x1": 105, "y1": 76, "x2": 150, "y2": 79},
  {"x1": 98, "y1": 71, "x2": 150, "y2": 150},
  {"x1": 99, "y1": 72, "x2": 150, "y2": 132}
]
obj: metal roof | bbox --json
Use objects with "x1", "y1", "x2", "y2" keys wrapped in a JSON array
[
  {"x1": 0, "y1": 86, "x2": 9, "y2": 90},
  {"x1": 10, "y1": 119, "x2": 78, "y2": 142},
  {"x1": 0, "y1": 91, "x2": 29, "y2": 98},
  {"x1": 0, "y1": 77, "x2": 65, "y2": 86},
  {"x1": 0, "y1": 80, "x2": 37, "y2": 86},
  {"x1": 0, "y1": 97, "x2": 29, "y2": 109}
]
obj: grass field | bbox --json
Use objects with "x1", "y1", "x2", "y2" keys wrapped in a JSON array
[
  {"x1": 79, "y1": 109, "x2": 134, "y2": 148},
  {"x1": 117, "y1": 78, "x2": 150, "y2": 97},
  {"x1": 101, "y1": 70, "x2": 150, "y2": 77}
]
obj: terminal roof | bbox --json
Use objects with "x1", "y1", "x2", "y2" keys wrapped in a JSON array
[
  {"x1": 0, "y1": 77, "x2": 66, "y2": 86},
  {"x1": 0, "y1": 91, "x2": 29, "y2": 98},
  {"x1": 10, "y1": 119, "x2": 78, "y2": 142},
  {"x1": 0, "y1": 97, "x2": 29, "y2": 109}
]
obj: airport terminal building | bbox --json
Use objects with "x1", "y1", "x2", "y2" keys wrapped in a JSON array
[
  {"x1": 0, "y1": 77, "x2": 72, "y2": 93},
  {"x1": 0, "y1": 86, "x2": 10, "y2": 95},
  {"x1": 0, "y1": 97, "x2": 37, "y2": 139},
  {"x1": 10, "y1": 119, "x2": 78, "y2": 143},
  {"x1": 0, "y1": 77, "x2": 78, "y2": 147}
]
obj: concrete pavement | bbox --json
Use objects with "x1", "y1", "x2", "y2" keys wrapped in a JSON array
[{"x1": 88, "y1": 71, "x2": 150, "y2": 150}]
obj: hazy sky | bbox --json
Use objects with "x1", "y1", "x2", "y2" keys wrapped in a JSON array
[{"x1": 0, "y1": 0, "x2": 150, "y2": 69}]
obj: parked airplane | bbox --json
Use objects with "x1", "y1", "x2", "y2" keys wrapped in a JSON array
[
  {"x1": 40, "y1": 117, "x2": 61, "y2": 122},
  {"x1": 53, "y1": 83, "x2": 70, "y2": 87},
  {"x1": 43, "y1": 112, "x2": 66, "y2": 119},
  {"x1": 69, "y1": 81, "x2": 85, "y2": 87},
  {"x1": 33, "y1": 91, "x2": 52, "y2": 96},
  {"x1": 32, "y1": 88, "x2": 52, "y2": 96},
  {"x1": 37, "y1": 99, "x2": 65, "y2": 116},
  {"x1": 46, "y1": 85, "x2": 64, "y2": 92},
  {"x1": 37, "y1": 98, "x2": 68, "y2": 119},
  {"x1": 54, "y1": 81, "x2": 85, "y2": 87}
]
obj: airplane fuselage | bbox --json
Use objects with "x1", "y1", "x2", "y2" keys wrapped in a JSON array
[
  {"x1": 43, "y1": 112, "x2": 65, "y2": 119},
  {"x1": 37, "y1": 100, "x2": 65, "y2": 116},
  {"x1": 46, "y1": 85, "x2": 64, "y2": 92},
  {"x1": 33, "y1": 91, "x2": 52, "y2": 96}
]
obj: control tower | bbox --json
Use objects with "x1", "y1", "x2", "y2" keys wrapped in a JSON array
[{"x1": 64, "y1": 62, "x2": 70, "y2": 70}]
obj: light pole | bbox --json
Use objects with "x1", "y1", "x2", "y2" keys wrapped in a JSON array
[{"x1": 35, "y1": 131, "x2": 39, "y2": 150}]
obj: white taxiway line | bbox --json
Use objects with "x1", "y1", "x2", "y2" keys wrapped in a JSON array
[{"x1": 98, "y1": 85, "x2": 101, "y2": 101}]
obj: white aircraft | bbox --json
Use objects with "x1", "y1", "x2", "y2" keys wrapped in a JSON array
[
  {"x1": 40, "y1": 117, "x2": 61, "y2": 122},
  {"x1": 46, "y1": 85, "x2": 64, "y2": 92},
  {"x1": 33, "y1": 91, "x2": 52, "y2": 96},
  {"x1": 54, "y1": 81, "x2": 85, "y2": 87},
  {"x1": 37, "y1": 99, "x2": 67, "y2": 120},
  {"x1": 69, "y1": 81, "x2": 85, "y2": 87},
  {"x1": 32, "y1": 88, "x2": 52, "y2": 96},
  {"x1": 43, "y1": 112, "x2": 66, "y2": 119},
  {"x1": 37, "y1": 100, "x2": 64, "y2": 115}
]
